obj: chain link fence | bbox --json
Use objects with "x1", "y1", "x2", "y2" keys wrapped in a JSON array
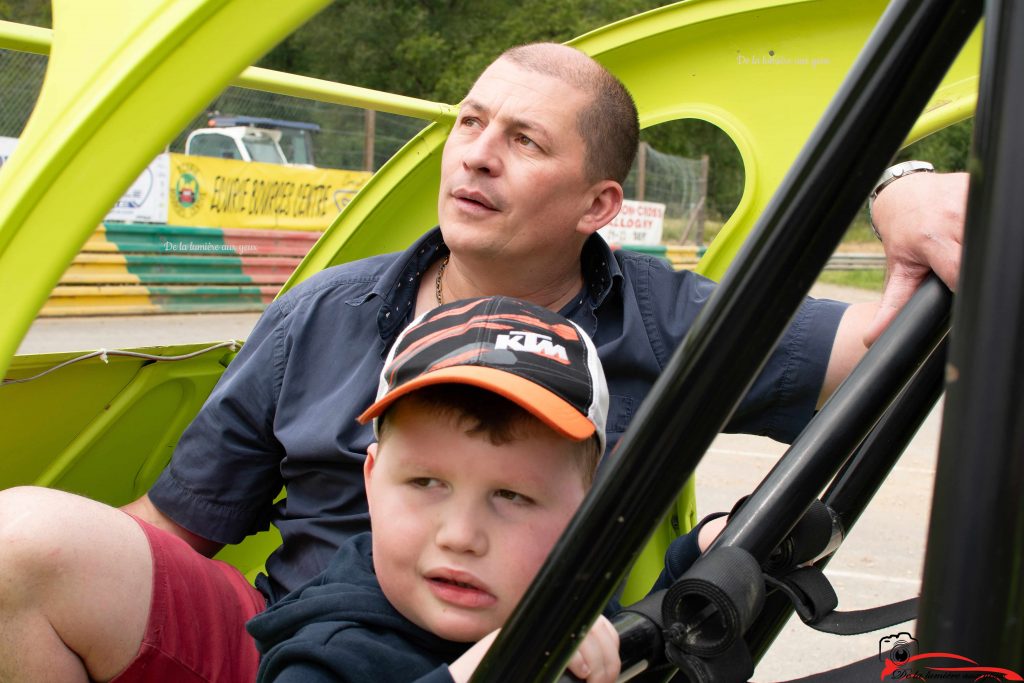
[
  {"x1": 622, "y1": 142, "x2": 708, "y2": 244},
  {"x1": 0, "y1": 49, "x2": 426, "y2": 172},
  {"x1": 0, "y1": 49, "x2": 48, "y2": 138}
]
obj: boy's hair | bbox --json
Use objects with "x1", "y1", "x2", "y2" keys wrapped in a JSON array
[{"x1": 377, "y1": 385, "x2": 603, "y2": 487}]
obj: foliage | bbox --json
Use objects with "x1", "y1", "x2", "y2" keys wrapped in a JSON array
[
  {"x1": 0, "y1": 0, "x2": 50, "y2": 26},
  {"x1": 897, "y1": 118, "x2": 974, "y2": 172},
  {"x1": 816, "y1": 268, "x2": 885, "y2": 292},
  {"x1": 2, "y1": 0, "x2": 973, "y2": 221},
  {"x1": 258, "y1": 1, "x2": 671, "y2": 103}
]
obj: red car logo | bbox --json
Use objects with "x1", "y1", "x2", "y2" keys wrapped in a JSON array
[{"x1": 881, "y1": 652, "x2": 1023, "y2": 681}]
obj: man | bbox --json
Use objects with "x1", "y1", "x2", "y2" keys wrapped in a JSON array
[{"x1": 0, "y1": 43, "x2": 966, "y2": 682}]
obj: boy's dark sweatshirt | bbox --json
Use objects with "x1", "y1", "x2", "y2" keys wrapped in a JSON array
[{"x1": 248, "y1": 529, "x2": 704, "y2": 682}]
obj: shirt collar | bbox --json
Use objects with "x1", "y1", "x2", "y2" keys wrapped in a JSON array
[
  {"x1": 368, "y1": 228, "x2": 619, "y2": 344},
  {"x1": 581, "y1": 233, "x2": 622, "y2": 307},
  {"x1": 371, "y1": 228, "x2": 447, "y2": 345}
]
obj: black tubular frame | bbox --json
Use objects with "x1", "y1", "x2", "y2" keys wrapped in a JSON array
[
  {"x1": 917, "y1": 0, "x2": 1024, "y2": 665},
  {"x1": 470, "y1": 0, "x2": 999, "y2": 681},
  {"x1": 744, "y1": 336, "x2": 950, "y2": 662}
]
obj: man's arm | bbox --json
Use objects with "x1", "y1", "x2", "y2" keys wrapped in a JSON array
[
  {"x1": 820, "y1": 170, "x2": 968, "y2": 405},
  {"x1": 120, "y1": 494, "x2": 225, "y2": 557}
]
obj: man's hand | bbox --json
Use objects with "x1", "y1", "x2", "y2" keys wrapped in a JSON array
[
  {"x1": 448, "y1": 617, "x2": 621, "y2": 683},
  {"x1": 864, "y1": 171, "x2": 969, "y2": 345}
]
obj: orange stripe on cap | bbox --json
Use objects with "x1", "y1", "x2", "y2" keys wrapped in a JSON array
[{"x1": 357, "y1": 365, "x2": 595, "y2": 442}]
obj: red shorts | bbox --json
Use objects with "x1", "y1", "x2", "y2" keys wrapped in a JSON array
[{"x1": 112, "y1": 515, "x2": 266, "y2": 683}]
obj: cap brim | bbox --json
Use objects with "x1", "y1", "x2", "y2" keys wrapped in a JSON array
[{"x1": 356, "y1": 366, "x2": 596, "y2": 442}]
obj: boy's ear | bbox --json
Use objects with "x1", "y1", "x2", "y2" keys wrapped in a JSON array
[
  {"x1": 364, "y1": 443, "x2": 378, "y2": 483},
  {"x1": 364, "y1": 443, "x2": 379, "y2": 517}
]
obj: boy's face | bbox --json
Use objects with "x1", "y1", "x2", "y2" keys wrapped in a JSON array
[{"x1": 364, "y1": 399, "x2": 587, "y2": 642}]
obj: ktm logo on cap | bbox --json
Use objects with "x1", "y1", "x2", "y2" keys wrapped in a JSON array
[{"x1": 495, "y1": 331, "x2": 568, "y2": 362}]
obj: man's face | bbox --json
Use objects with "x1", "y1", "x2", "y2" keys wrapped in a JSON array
[
  {"x1": 365, "y1": 401, "x2": 586, "y2": 642},
  {"x1": 438, "y1": 58, "x2": 598, "y2": 262}
]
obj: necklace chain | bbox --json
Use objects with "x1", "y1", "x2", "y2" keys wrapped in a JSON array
[{"x1": 434, "y1": 254, "x2": 450, "y2": 306}]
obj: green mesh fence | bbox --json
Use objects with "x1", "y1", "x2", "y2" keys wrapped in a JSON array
[
  {"x1": 621, "y1": 142, "x2": 707, "y2": 243},
  {"x1": 0, "y1": 48, "x2": 426, "y2": 172}
]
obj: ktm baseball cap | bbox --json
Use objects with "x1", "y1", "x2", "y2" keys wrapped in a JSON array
[{"x1": 358, "y1": 296, "x2": 609, "y2": 452}]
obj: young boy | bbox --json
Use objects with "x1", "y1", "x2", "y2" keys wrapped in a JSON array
[{"x1": 247, "y1": 296, "x2": 717, "y2": 682}]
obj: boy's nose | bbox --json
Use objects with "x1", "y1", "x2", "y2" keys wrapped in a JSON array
[{"x1": 435, "y1": 503, "x2": 488, "y2": 556}]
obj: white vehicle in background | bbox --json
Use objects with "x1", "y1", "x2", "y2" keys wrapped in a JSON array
[{"x1": 185, "y1": 115, "x2": 320, "y2": 167}]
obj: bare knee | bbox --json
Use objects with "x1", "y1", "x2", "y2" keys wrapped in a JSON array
[
  {"x1": 0, "y1": 487, "x2": 153, "y2": 680},
  {"x1": 0, "y1": 487, "x2": 121, "y2": 603}
]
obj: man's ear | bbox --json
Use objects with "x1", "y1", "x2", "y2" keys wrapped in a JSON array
[{"x1": 576, "y1": 180, "x2": 624, "y2": 237}]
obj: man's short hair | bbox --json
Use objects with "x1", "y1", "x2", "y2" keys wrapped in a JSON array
[
  {"x1": 378, "y1": 385, "x2": 603, "y2": 488},
  {"x1": 500, "y1": 43, "x2": 640, "y2": 184}
]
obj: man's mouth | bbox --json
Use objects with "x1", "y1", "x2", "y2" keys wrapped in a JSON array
[{"x1": 453, "y1": 189, "x2": 498, "y2": 211}]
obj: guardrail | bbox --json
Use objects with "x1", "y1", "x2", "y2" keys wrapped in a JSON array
[
  {"x1": 41, "y1": 235, "x2": 886, "y2": 317},
  {"x1": 618, "y1": 244, "x2": 886, "y2": 272}
]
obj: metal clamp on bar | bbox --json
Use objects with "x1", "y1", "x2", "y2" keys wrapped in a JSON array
[
  {"x1": 762, "y1": 500, "x2": 843, "y2": 576},
  {"x1": 661, "y1": 546, "x2": 764, "y2": 659}
]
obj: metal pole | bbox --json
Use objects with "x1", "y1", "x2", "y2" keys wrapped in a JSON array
[
  {"x1": 363, "y1": 109, "x2": 376, "y2": 172},
  {"x1": 636, "y1": 142, "x2": 647, "y2": 201},
  {"x1": 917, "y1": 0, "x2": 1024, "y2": 665},
  {"x1": 471, "y1": 2, "x2": 980, "y2": 681},
  {"x1": 714, "y1": 278, "x2": 950, "y2": 564},
  {"x1": 696, "y1": 154, "x2": 708, "y2": 247}
]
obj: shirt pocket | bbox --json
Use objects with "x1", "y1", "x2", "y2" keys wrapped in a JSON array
[{"x1": 606, "y1": 394, "x2": 635, "y2": 435}]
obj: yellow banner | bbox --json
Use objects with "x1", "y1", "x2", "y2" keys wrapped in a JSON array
[{"x1": 167, "y1": 153, "x2": 371, "y2": 231}]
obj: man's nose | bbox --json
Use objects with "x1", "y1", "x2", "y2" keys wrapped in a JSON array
[
  {"x1": 461, "y1": 128, "x2": 503, "y2": 176},
  {"x1": 435, "y1": 500, "x2": 488, "y2": 555}
]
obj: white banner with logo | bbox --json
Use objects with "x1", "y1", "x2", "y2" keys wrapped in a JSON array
[
  {"x1": 0, "y1": 138, "x2": 170, "y2": 223},
  {"x1": 105, "y1": 153, "x2": 170, "y2": 224},
  {"x1": 599, "y1": 199, "x2": 665, "y2": 245},
  {"x1": 0, "y1": 136, "x2": 17, "y2": 171}
]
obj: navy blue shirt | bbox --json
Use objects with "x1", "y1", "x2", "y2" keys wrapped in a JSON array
[{"x1": 149, "y1": 228, "x2": 846, "y2": 602}]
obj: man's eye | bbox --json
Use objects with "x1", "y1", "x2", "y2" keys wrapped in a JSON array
[
  {"x1": 515, "y1": 134, "x2": 536, "y2": 148},
  {"x1": 460, "y1": 116, "x2": 481, "y2": 128}
]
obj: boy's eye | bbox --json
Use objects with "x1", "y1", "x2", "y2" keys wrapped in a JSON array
[
  {"x1": 410, "y1": 477, "x2": 441, "y2": 489},
  {"x1": 495, "y1": 489, "x2": 533, "y2": 505}
]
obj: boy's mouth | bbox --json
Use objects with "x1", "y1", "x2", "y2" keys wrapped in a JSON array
[{"x1": 424, "y1": 570, "x2": 497, "y2": 608}]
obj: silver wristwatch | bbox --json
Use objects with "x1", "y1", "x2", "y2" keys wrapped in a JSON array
[{"x1": 867, "y1": 160, "x2": 935, "y2": 240}]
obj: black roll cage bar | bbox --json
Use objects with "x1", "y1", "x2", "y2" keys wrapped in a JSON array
[{"x1": 469, "y1": 0, "x2": 1024, "y2": 680}]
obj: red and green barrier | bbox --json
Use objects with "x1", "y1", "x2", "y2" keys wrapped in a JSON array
[{"x1": 43, "y1": 223, "x2": 320, "y2": 315}]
